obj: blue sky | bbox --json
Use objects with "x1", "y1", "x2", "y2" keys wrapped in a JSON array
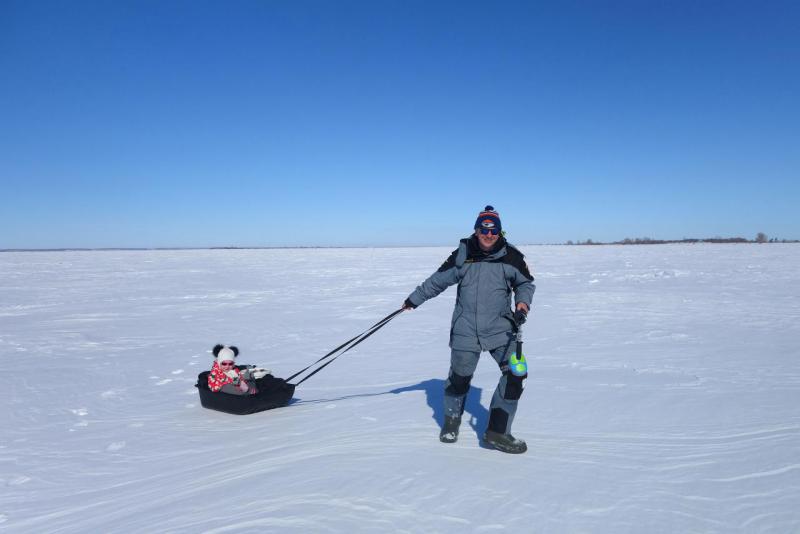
[{"x1": 2, "y1": 0, "x2": 798, "y2": 248}]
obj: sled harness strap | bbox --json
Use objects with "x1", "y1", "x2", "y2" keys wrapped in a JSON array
[{"x1": 288, "y1": 308, "x2": 405, "y2": 386}]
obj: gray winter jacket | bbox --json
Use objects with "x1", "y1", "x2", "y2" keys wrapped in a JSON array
[{"x1": 407, "y1": 236, "x2": 535, "y2": 351}]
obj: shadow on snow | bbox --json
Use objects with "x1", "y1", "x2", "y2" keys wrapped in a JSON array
[{"x1": 290, "y1": 378, "x2": 489, "y2": 442}]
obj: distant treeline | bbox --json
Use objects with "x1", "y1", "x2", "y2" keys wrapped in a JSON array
[{"x1": 566, "y1": 233, "x2": 799, "y2": 245}]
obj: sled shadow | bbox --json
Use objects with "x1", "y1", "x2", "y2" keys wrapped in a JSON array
[
  {"x1": 389, "y1": 379, "x2": 489, "y2": 441},
  {"x1": 290, "y1": 379, "x2": 489, "y2": 440}
]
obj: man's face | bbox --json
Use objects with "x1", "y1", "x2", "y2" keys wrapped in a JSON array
[{"x1": 475, "y1": 228, "x2": 500, "y2": 251}]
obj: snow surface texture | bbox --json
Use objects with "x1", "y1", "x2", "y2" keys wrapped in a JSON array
[{"x1": 1, "y1": 245, "x2": 799, "y2": 533}]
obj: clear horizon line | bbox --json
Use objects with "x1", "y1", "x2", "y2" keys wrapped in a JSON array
[{"x1": 3, "y1": 241, "x2": 798, "y2": 253}]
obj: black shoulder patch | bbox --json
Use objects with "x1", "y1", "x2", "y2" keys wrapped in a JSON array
[
  {"x1": 437, "y1": 248, "x2": 459, "y2": 272},
  {"x1": 502, "y1": 245, "x2": 534, "y2": 281}
]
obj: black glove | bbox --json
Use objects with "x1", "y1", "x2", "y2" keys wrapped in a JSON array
[
  {"x1": 513, "y1": 308, "x2": 527, "y2": 326},
  {"x1": 403, "y1": 298, "x2": 417, "y2": 310}
]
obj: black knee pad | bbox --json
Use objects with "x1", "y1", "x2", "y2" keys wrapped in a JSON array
[
  {"x1": 504, "y1": 372, "x2": 525, "y2": 400},
  {"x1": 445, "y1": 371, "x2": 473, "y2": 396}
]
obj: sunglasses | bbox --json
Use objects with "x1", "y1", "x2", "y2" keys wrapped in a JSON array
[
  {"x1": 479, "y1": 228, "x2": 499, "y2": 236},
  {"x1": 219, "y1": 361, "x2": 236, "y2": 367}
]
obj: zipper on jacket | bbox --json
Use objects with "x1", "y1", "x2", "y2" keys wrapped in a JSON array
[{"x1": 475, "y1": 262, "x2": 482, "y2": 344}]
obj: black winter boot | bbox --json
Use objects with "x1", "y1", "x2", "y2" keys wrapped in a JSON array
[
  {"x1": 484, "y1": 430, "x2": 527, "y2": 454},
  {"x1": 439, "y1": 416, "x2": 462, "y2": 443}
]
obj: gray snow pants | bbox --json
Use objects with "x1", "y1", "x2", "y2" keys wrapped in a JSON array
[{"x1": 443, "y1": 341, "x2": 526, "y2": 435}]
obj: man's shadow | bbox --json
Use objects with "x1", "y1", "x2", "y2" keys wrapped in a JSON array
[
  {"x1": 290, "y1": 379, "x2": 489, "y2": 440},
  {"x1": 389, "y1": 379, "x2": 489, "y2": 440}
]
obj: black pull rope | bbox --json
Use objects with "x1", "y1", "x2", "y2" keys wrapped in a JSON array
[
  {"x1": 295, "y1": 309, "x2": 402, "y2": 386},
  {"x1": 286, "y1": 309, "x2": 401, "y2": 383},
  {"x1": 292, "y1": 309, "x2": 403, "y2": 386},
  {"x1": 287, "y1": 308, "x2": 405, "y2": 385}
]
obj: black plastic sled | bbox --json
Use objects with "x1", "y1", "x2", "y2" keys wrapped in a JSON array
[{"x1": 196, "y1": 371, "x2": 295, "y2": 415}]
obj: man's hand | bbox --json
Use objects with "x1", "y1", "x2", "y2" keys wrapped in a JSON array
[
  {"x1": 402, "y1": 298, "x2": 417, "y2": 311},
  {"x1": 514, "y1": 302, "x2": 529, "y2": 325}
]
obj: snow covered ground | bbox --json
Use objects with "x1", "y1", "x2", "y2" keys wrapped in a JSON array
[{"x1": 1, "y1": 244, "x2": 799, "y2": 533}]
